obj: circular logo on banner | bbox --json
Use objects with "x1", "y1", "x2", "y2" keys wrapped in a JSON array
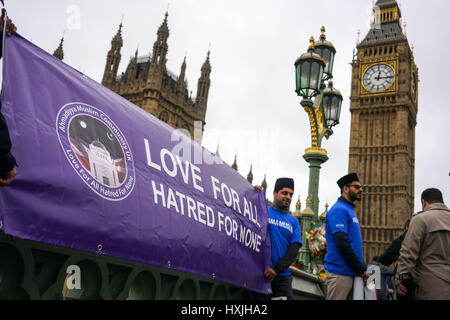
[{"x1": 56, "y1": 102, "x2": 135, "y2": 201}]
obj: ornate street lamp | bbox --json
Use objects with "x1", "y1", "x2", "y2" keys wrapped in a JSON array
[
  {"x1": 295, "y1": 37, "x2": 326, "y2": 100},
  {"x1": 314, "y1": 26, "x2": 336, "y2": 81},
  {"x1": 294, "y1": 27, "x2": 342, "y2": 270},
  {"x1": 322, "y1": 78, "x2": 343, "y2": 128}
]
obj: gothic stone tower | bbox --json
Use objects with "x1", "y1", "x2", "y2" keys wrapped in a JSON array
[
  {"x1": 349, "y1": 0, "x2": 419, "y2": 263},
  {"x1": 101, "y1": 13, "x2": 211, "y2": 143}
]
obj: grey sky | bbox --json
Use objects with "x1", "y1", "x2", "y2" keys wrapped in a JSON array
[{"x1": 4, "y1": 0, "x2": 449, "y2": 213}]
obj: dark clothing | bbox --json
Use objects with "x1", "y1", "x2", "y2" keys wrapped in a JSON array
[
  {"x1": 378, "y1": 230, "x2": 408, "y2": 299},
  {"x1": 269, "y1": 243, "x2": 300, "y2": 300},
  {"x1": 386, "y1": 276, "x2": 395, "y2": 300},
  {"x1": 337, "y1": 173, "x2": 359, "y2": 189},
  {"x1": 271, "y1": 276, "x2": 293, "y2": 300},
  {"x1": 274, "y1": 178, "x2": 294, "y2": 193},
  {"x1": 379, "y1": 231, "x2": 407, "y2": 266},
  {"x1": 0, "y1": 102, "x2": 16, "y2": 175},
  {"x1": 253, "y1": 276, "x2": 294, "y2": 300},
  {"x1": 0, "y1": 32, "x2": 17, "y2": 176},
  {"x1": 273, "y1": 242, "x2": 301, "y2": 275},
  {"x1": 396, "y1": 278, "x2": 417, "y2": 300}
]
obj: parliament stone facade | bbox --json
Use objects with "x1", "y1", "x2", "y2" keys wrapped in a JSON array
[{"x1": 101, "y1": 13, "x2": 211, "y2": 144}]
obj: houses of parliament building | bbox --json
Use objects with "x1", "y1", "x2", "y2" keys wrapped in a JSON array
[{"x1": 54, "y1": 12, "x2": 211, "y2": 144}]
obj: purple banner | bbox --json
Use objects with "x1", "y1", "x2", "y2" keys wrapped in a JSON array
[{"x1": 0, "y1": 34, "x2": 271, "y2": 294}]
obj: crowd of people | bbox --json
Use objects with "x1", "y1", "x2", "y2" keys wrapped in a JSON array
[
  {"x1": 255, "y1": 174, "x2": 449, "y2": 300},
  {"x1": 323, "y1": 174, "x2": 449, "y2": 300}
]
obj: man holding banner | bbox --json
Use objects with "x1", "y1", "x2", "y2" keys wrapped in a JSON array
[
  {"x1": 256, "y1": 178, "x2": 302, "y2": 300},
  {"x1": 0, "y1": 8, "x2": 17, "y2": 186}
]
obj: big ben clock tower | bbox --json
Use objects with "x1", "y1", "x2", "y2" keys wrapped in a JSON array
[{"x1": 349, "y1": 0, "x2": 419, "y2": 263}]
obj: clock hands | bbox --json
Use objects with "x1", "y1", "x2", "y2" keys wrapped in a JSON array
[
  {"x1": 376, "y1": 75, "x2": 394, "y2": 80},
  {"x1": 373, "y1": 72, "x2": 394, "y2": 82},
  {"x1": 376, "y1": 72, "x2": 381, "y2": 81}
]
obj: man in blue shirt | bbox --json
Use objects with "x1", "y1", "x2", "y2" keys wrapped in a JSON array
[
  {"x1": 256, "y1": 178, "x2": 302, "y2": 300},
  {"x1": 324, "y1": 173, "x2": 369, "y2": 300}
]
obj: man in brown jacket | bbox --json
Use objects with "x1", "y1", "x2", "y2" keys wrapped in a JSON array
[{"x1": 395, "y1": 188, "x2": 450, "y2": 300}]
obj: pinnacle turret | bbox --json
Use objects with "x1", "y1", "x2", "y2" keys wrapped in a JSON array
[
  {"x1": 247, "y1": 165, "x2": 254, "y2": 184},
  {"x1": 102, "y1": 22, "x2": 123, "y2": 87},
  {"x1": 53, "y1": 35, "x2": 64, "y2": 61},
  {"x1": 196, "y1": 50, "x2": 211, "y2": 113},
  {"x1": 232, "y1": 155, "x2": 238, "y2": 171},
  {"x1": 151, "y1": 12, "x2": 170, "y2": 67}
]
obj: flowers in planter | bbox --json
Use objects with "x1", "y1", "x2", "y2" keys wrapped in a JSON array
[{"x1": 306, "y1": 225, "x2": 327, "y2": 259}]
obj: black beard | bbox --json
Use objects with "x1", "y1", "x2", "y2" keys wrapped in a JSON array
[
  {"x1": 349, "y1": 190, "x2": 361, "y2": 202},
  {"x1": 273, "y1": 202, "x2": 290, "y2": 213}
]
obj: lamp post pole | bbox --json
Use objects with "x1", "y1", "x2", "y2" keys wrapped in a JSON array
[
  {"x1": 294, "y1": 27, "x2": 343, "y2": 269},
  {"x1": 303, "y1": 149, "x2": 329, "y2": 220}
]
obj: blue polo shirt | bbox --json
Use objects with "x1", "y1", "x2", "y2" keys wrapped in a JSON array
[
  {"x1": 324, "y1": 198, "x2": 364, "y2": 277},
  {"x1": 268, "y1": 206, "x2": 302, "y2": 277}
]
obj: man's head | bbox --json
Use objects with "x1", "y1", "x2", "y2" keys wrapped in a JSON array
[
  {"x1": 337, "y1": 173, "x2": 363, "y2": 203},
  {"x1": 421, "y1": 188, "x2": 444, "y2": 210},
  {"x1": 273, "y1": 178, "x2": 295, "y2": 211}
]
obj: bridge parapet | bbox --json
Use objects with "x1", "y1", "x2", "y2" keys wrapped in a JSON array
[{"x1": 0, "y1": 231, "x2": 252, "y2": 300}]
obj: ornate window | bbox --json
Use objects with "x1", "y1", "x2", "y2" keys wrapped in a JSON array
[{"x1": 159, "y1": 110, "x2": 169, "y2": 123}]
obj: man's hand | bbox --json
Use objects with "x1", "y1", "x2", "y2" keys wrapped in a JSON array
[
  {"x1": 357, "y1": 272, "x2": 370, "y2": 287},
  {"x1": 0, "y1": 168, "x2": 16, "y2": 186},
  {"x1": 396, "y1": 281, "x2": 408, "y2": 296},
  {"x1": 0, "y1": 8, "x2": 17, "y2": 36},
  {"x1": 264, "y1": 268, "x2": 277, "y2": 283},
  {"x1": 254, "y1": 185, "x2": 262, "y2": 192}
]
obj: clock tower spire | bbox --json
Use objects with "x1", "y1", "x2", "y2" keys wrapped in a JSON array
[{"x1": 349, "y1": 0, "x2": 419, "y2": 263}]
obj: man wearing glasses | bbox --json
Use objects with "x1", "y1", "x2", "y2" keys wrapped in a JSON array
[{"x1": 324, "y1": 173, "x2": 370, "y2": 300}]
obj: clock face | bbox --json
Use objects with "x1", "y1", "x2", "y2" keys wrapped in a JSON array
[{"x1": 363, "y1": 64, "x2": 395, "y2": 92}]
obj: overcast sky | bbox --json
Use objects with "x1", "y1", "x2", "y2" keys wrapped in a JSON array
[{"x1": 4, "y1": 0, "x2": 449, "y2": 213}]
